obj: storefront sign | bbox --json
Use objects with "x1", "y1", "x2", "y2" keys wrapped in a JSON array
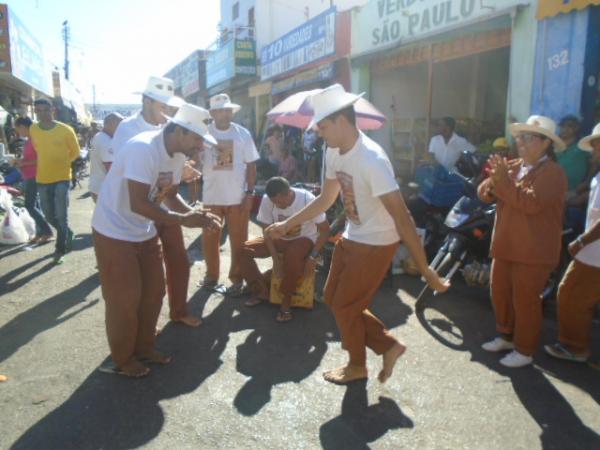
[
  {"x1": 352, "y1": 0, "x2": 525, "y2": 57},
  {"x1": 165, "y1": 50, "x2": 204, "y2": 97},
  {"x1": 537, "y1": 0, "x2": 600, "y2": 20},
  {"x1": 271, "y1": 63, "x2": 335, "y2": 95},
  {"x1": 206, "y1": 39, "x2": 256, "y2": 89},
  {"x1": 1, "y1": 5, "x2": 52, "y2": 95},
  {"x1": 531, "y1": 6, "x2": 598, "y2": 130},
  {"x1": 261, "y1": 7, "x2": 336, "y2": 81}
]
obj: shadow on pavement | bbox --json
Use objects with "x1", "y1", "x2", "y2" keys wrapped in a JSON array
[
  {"x1": 411, "y1": 276, "x2": 600, "y2": 450},
  {"x1": 0, "y1": 254, "x2": 54, "y2": 294},
  {"x1": 0, "y1": 273, "x2": 100, "y2": 365},
  {"x1": 10, "y1": 288, "x2": 230, "y2": 450},
  {"x1": 319, "y1": 380, "x2": 414, "y2": 450},
  {"x1": 71, "y1": 232, "x2": 93, "y2": 253}
]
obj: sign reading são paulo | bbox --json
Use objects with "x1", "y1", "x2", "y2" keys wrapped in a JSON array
[
  {"x1": 352, "y1": 0, "x2": 525, "y2": 57},
  {"x1": 261, "y1": 7, "x2": 336, "y2": 81}
]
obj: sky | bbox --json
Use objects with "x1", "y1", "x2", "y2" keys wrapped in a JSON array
[{"x1": 5, "y1": 0, "x2": 221, "y2": 104}]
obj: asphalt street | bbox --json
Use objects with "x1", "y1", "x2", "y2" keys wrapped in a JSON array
[{"x1": 0, "y1": 182, "x2": 599, "y2": 450}]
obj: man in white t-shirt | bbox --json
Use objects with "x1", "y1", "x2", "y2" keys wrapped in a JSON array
[
  {"x1": 240, "y1": 177, "x2": 330, "y2": 321},
  {"x1": 89, "y1": 113, "x2": 123, "y2": 202},
  {"x1": 545, "y1": 122, "x2": 600, "y2": 363},
  {"x1": 111, "y1": 76, "x2": 203, "y2": 328},
  {"x1": 200, "y1": 93, "x2": 260, "y2": 294},
  {"x1": 92, "y1": 104, "x2": 221, "y2": 378},
  {"x1": 428, "y1": 117, "x2": 475, "y2": 169},
  {"x1": 267, "y1": 84, "x2": 449, "y2": 385}
]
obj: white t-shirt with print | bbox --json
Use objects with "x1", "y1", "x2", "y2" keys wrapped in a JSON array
[
  {"x1": 325, "y1": 132, "x2": 400, "y2": 245},
  {"x1": 201, "y1": 122, "x2": 259, "y2": 205},
  {"x1": 428, "y1": 132, "x2": 475, "y2": 169},
  {"x1": 575, "y1": 173, "x2": 600, "y2": 268},
  {"x1": 89, "y1": 131, "x2": 113, "y2": 195},
  {"x1": 257, "y1": 187, "x2": 326, "y2": 243},
  {"x1": 111, "y1": 111, "x2": 162, "y2": 156},
  {"x1": 92, "y1": 130, "x2": 186, "y2": 242}
]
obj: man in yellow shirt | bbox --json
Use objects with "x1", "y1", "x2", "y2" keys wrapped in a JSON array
[{"x1": 30, "y1": 99, "x2": 80, "y2": 264}]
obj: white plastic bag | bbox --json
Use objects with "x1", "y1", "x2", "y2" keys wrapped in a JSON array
[
  {"x1": 17, "y1": 207, "x2": 36, "y2": 239},
  {"x1": 0, "y1": 207, "x2": 30, "y2": 244}
]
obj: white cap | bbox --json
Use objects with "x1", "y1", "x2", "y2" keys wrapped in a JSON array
[
  {"x1": 508, "y1": 115, "x2": 566, "y2": 152},
  {"x1": 163, "y1": 103, "x2": 217, "y2": 145},
  {"x1": 134, "y1": 76, "x2": 175, "y2": 104},
  {"x1": 209, "y1": 93, "x2": 241, "y2": 112},
  {"x1": 306, "y1": 84, "x2": 365, "y2": 130}
]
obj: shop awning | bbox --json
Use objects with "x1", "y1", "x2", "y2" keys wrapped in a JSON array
[{"x1": 537, "y1": 0, "x2": 600, "y2": 19}]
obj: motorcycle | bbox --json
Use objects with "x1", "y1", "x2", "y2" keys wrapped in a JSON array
[{"x1": 428, "y1": 152, "x2": 495, "y2": 286}]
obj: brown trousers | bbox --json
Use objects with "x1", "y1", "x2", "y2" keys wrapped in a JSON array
[
  {"x1": 557, "y1": 259, "x2": 600, "y2": 354},
  {"x1": 490, "y1": 259, "x2": 554, "y2": 356},
  {"x1": 93, "y1": 230, "x2": 165, "y2": 367},
  {"x1": 202, "y1": 204, "x2": 249, "y2": 284},
  {"x1": 155, "y1": 222, "x2": 190, "y2": 320},
  {"x1": 240, "y1": 236, "x2": 314, "y2": 297},
  {"x1": 324, "y1": 238, "x2": 399, "y2": 366}
]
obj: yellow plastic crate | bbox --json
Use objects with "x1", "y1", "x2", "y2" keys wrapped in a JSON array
[{"x1": 269, "y1": 270, "x2": 315, "y2": 310}]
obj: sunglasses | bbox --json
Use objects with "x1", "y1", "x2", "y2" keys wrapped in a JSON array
[{"x1": 515, "y1": 133, "x2": 547, "y2": 144}]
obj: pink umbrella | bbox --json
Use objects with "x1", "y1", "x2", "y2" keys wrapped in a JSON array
[{"x1": 267, "y1": 89, "x2": 387, "y2": 130}]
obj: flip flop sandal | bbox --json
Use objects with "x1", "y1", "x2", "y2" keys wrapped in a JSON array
[
  {"x1": 276, "y1": 310, "x2": 293, "y2": 323},
  {"x1": 138, "y1": 354, "x2": 172, "y2": 365},
  {"x1": 544, "y1": 343, "x2": 588, "y2": 363},
  {"x1": 198, "y1": 280, "x2": 226, "y2": 294},
  {"x1": 97, "y1": 363, "x2": 150, "y2": 378}
]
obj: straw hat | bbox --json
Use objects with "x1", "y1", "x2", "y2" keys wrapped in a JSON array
[
  {"x1": 163, "y1": 103, "x2": 217, "y2": 145},
  {"x1": 134, "y1": 76, "x2": 175, "y2": 104},
  {"x1": 508, "y1": 115, "x2": 566, "y2": 152},
  {"x1": 306, "y1": 84, "x2": 365, "y2": 130},
  {"x1": 578, "y1": 123, "x2": 600, "y2": 152},
  {"x1": 209, "y1": 93, "x2": 241, "y2": 112}
]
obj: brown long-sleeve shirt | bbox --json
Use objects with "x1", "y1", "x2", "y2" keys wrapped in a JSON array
[{"x1": 478, "y1": 158, "x2": 567, "y2": 266}]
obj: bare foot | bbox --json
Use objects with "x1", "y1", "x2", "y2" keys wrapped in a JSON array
[
  {"x1": 173, "y1": 314, "x2": 202, "y2": 327},
  {"x1": 323, "y1": 365, "x2": 368, "y2": 385},
  {"x1": 378, "y1": 342, "x2": 407, "y2": 383},
  {"x1": 138, "y1": 351, "x2": 172, "y2": 365},
  {"x1": 119, "y1": 360, "x2": 150, "y2": 378},
  {"x1": 0, "y1": 374, "x2": 7, "y2": 382}
]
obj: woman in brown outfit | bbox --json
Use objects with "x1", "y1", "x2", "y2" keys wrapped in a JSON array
[{"x1": 478, "y1": 115, "x2": 567, "y2": 368}]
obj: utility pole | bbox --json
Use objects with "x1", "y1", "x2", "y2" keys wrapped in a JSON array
[
  {"x1": 62, "y1": 20, "x2": 70, "y2": 80},
  {"x1": 92, "y1": 84, "x2": 97, "y2": 117}
]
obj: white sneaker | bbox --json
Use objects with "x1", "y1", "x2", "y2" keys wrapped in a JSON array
[
  {"x1": 500, "y1": 350, "x2": 533, "y2": 368},
  {"x1": 482, "y1": 337, "x2": 514, "y2": 352}
]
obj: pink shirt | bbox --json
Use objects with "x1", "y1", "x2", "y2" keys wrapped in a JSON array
[{"x1": 21, "y1": 139, "x2": 37, "y2": 180}]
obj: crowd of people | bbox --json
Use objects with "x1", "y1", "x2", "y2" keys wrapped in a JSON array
[{"x1": 2, "y1": 77, "x2": 598, "y2": 381}]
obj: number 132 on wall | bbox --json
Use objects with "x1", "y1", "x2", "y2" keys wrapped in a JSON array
[{"x1": 547, "y1": 49, "x2": 569, "y2": 71}]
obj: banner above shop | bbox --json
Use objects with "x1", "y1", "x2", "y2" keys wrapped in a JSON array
[
  {"x1": 0, "y1": 5, "x2": 53, "y2": 96},
  {"x1": 261, "y1": 7, "x2": 336, "y2": 81},
  {"x1": 206, "y1": 39, "x2": 256, "y2": 89},
  {"x1": 537, "y1": 0, "x2": 600, "y2": 20},
  {"x1": 165, "y1": 50, "x2": 206, "y2": 97},
  {"x1": 352, "y1": 0, "x2": 526, "y2": 58},
  {"x1": 271, "y1": 63, "x2": 335, "y2": 95}
]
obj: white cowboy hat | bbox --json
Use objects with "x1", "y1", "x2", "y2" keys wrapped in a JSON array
[
  {"x1": 509, "y1": 115, "x2": 566, "y2": 152},
  {"x1": 578, "y1": 122, "x2": 600, "y2": 152},
  {"x1": 163, "y1": 103, "x2": 217, "y2": 146},
  {"x1": 167, "y1": 96, "x2": 185, "y2": 108},
  {"x1": 307, "y1": 84, "x2": 365, "y2": 130},
  {"x1": 209, "y1": 93, "x2": 241, "y2": 112},
  {"x1": 134, "y1": 76, "x2": 175, "y2": 104}
]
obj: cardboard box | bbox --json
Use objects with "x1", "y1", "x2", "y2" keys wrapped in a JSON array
[{"x1": 269, "y1": 270, "x2": 315, "y2": 310}]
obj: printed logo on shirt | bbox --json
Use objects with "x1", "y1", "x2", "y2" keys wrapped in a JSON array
[
  {"x1": 336, "y1": 171, "x2": 360, "y2": 225},
  {"x1": 278, "y1": 214, "x2": 301, "y2": 238},
  {"x1": 213, "y1": 140, "x2": 234, "y2": 171},
  {"x1": 150, "y1": 171, "x2": 174, "y2": 204}
]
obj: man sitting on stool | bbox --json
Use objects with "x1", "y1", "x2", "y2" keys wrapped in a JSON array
[{"x1": 240, "y1": 177, "x2": 330, "y2": 322}]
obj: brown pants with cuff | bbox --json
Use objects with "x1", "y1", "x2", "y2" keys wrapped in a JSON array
[
  {"x1": 155, "y1": 222, "x2": 190, "y2": 320},
  {"x1": 324, "y1": 238, "x2": 399, "y2": 367},
  {"x1": 93, "y1": 230, "x2": 165, "y2": 368},
  {"x1": 557, "y1": 259, "x2": 600, "y2": 354},
  {"x1": 202, "y1": 204, "x2": 248, "y2": 284},
  {"x1": 490, "y1": 258, "x2": 554, "y2": 356},
  {"x1": 240, "y1": 236, "x2": 314, "y2": 297}
]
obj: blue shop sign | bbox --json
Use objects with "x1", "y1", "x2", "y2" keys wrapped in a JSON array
[
  {"x1": 530, "y1": 6, "x2": 600, "y2": 132},
  {"x1": 261, "y1": 7, "x2": 336, "y2": 81},
  {"x1": 206, "y1": 39, "x2": 256, "y2": 89}
]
